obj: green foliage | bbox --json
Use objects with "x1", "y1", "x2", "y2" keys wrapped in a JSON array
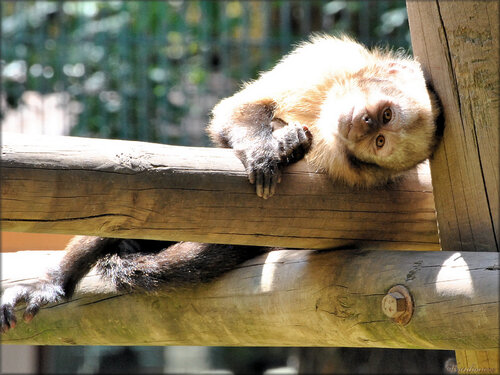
[{"x1": 1, "y1": 0, "x2": 409, "y2": 146}]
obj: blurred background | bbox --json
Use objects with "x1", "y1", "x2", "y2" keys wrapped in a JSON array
[
  {"x1": 2, "y1": 0, "x2": 411, "y2": 145},
  {"x1": 1, "y1": 1, "x2": 456, "y2": 374}
]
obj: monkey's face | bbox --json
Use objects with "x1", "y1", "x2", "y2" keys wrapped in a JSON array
[{"x1": 318, "y1": 65, "x2": 439, "y2": 173}]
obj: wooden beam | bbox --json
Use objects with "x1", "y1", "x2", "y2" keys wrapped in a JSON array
[
  {"x1": 407, "y1": 0, "x2": 499, "y2": 253},
  {"x1": 1, "y1": 133, "x2": 439, "y2": 251},
  {"x1": 407, "y1": 1, "x2": 499, "y2": 373},
  {"x1": 1, "y1": 249, "x2": 498, "y2": 348}
]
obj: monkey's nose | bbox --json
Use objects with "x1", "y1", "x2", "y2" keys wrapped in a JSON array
[
  {"x1": 350, "y1": 112, "x2": 377, "y2": 139},
  {"x1": 362, "y1": 114, "x2": 374, "y2": 126}
]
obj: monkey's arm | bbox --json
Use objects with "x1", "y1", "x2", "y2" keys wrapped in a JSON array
[{"x1": 208, "y1": 95, "x2": 312, "y2": 199}]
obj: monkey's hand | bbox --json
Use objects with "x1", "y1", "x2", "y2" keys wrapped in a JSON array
[
  {"x1": 274, "y1": 122, "x2": 312, "y2": 166},
  {"x1": 1, "y1": 281, "x2": 65, "y2": 333},
  {"x1": 239, "y1": 123, "x2": 312, "y2": 199}
]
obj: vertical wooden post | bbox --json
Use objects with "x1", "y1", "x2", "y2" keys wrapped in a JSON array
[{"x1": 407, "y1": 1, "x2": 499, "y2": 374}]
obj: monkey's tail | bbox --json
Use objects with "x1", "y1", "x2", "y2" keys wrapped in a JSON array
[
  {"x1": 96, "y1": 252, "x2": 164, "y2": 292},
  {"x1": 95, "y1": 241, "x2": 269, "y2": 292}
]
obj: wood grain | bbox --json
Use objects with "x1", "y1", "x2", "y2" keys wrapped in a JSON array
[
  {"x1": 1, "y1": 133, "x2": 440, "y2": 251},
  {"x1": 408, "y1": 1, "x2": 499, "y2": 373},
  {"x1": 1, "y1": 249, "x2": 498, "y2": 348},
  {"x1": 407, "y1": 0, "x2": 499, "y2": 253}
]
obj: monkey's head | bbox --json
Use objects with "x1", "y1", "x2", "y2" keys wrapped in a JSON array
[{"x1": 316, "y1": 58, "x2": 442, "y2": 178}]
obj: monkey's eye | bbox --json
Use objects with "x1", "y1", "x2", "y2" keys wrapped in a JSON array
[
  {"x1": 376, "y1": 135, "x2": 385, "y2": 148},
  {"x1": 382, "y1": 108, "x2": 392, "y2": 124}
]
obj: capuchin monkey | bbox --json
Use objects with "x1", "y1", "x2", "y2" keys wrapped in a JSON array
[{"x1": 0, "y1": 35, "x2": 443, "y2": 332}]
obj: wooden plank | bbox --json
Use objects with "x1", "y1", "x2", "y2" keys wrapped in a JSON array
[
  {"x1": 454, "y1": 350, "x2": 499, "y2": 375},
  {"x1": 407, "y1": 0, "x2": 499, "y2": 253},
  {"x1": 407, "y1": 1, "x2": 499, "y2": 373},
  {"x1": 1, "y1": 133, "x2": 440, "y2": 251},
  {"x1": 1, "y1": 249, "x2": 498, "y2": 348}
]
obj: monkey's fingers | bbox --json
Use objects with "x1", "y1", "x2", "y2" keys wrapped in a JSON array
[
  {"x1": 292, "y1": 124, "x2": 313, "y2": 155},
  {"x1": 23, "y1": 282, "x2": 65, "y2": 323},
  {"x1": 300, "y1": 125, "x2": 313, "y2": 146},
  {"x1": 261, "y1": 170, "x2": 274, "y2": 200},
  {"x1": 248, "y1": 170, "x2": 256, "y2": 185},
  {"x1": 255, "y1": 162, "x2": 281, "y2": 199},
  {"x1": 290, "y1": 125, "x2": 312, "y2": 163},
  {"x1": 1, "y1": 303, "x2": 17, "y2": 333},
  {"x1": 0, "y1": 285, "x2": 29, "y2": 333},
  {"x1": 23, "y1": 305, "x2": 39, "y2": 323},
  {"x1": 255, "y1": 172, "x2": 273, "y2": 199},
  {"x1": 255, "y1": 172, "x2": 264, "y2": 198},
  {"x1": 275, "y1": 122, "x2": 313, "y2": 164},
  {"x1": 269, "y1": 168, "x2": 281, "y2": 197}
]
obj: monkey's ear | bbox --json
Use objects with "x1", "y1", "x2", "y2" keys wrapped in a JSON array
[{"x1": 386, "y1": 60, "x2": 420, "y2": 75}]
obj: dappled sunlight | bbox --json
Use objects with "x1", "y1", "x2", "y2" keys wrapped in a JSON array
[
  {"x1": 436, "y1": 252, "x2": 474, "y2": 297},
  {"x1": 259, "y1": 250, "x2": 311, "y2": 293},
  {"x1": 260, "y1": 251, "x2": 284, "y2": 293},
  {"x1": 415, "y1": 160, "x2": 432, "y2": 188}
]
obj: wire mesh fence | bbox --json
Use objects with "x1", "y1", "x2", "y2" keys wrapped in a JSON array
[{"x1": 2, "y1": 1, "x2": 409, "y2": 147}]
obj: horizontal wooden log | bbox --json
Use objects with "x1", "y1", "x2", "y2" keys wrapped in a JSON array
[
  {"x1": 1, "y1": 249, "x2": 498, "y2": 348},
  {"x1": 1, "y1": 133, "x2": 439, "y2": 250}
]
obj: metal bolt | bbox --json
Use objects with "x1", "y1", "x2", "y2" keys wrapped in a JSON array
[
  {"x1": 382, "y1": 292, "x2": 406, "y2": 318},
  {"x1": 381, "y1": 285, "x2": 414, "y2": 325}
]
